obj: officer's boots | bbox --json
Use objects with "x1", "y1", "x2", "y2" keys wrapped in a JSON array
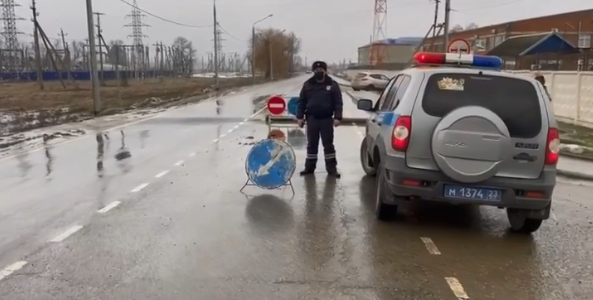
[
  {"x1": 325, "y1": 158, "x2": 341, "y2": 178},
  {"x1": 300, "y1": 158, "x2": 316, "y2": 176}
]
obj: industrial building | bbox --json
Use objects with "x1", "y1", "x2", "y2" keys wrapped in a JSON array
[
  {"x1": 422, "y1": 9, "x2": 593, "y2": 70},
  {"x1": 355, "y1": 37, "x2": 423, "y2": 69}
]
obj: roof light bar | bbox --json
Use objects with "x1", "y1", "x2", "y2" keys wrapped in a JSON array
[{"x1": 413, "y1": 52, "x2": 503, "y2": 69}]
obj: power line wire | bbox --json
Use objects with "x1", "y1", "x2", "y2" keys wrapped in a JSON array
[
  {"x1": 217, "y1": 23, "x2": 244, "y2": 41},
  {"x1": 118, "y1": 0, "x2": 212, "y2": 28}
]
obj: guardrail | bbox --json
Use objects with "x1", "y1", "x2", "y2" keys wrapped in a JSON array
[{"x1": 506, "y1": 71, "x2": 593, "y2": 128}]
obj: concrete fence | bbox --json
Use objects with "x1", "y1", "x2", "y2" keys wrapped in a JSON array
[
  {"x1": 508, "y1": 71, "x2": 593, "y2": 128},
  {"x1": 345, "y1": 69, "x2": 593, "y2": 128}
]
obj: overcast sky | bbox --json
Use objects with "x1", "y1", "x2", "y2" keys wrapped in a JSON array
[{"x1": 12, "y1": 0, "x2": 592, "y2": 63}]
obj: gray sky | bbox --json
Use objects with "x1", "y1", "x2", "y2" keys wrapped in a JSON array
[{"x1": 13, "y1": 0, "x2": 592, "y2": 63}]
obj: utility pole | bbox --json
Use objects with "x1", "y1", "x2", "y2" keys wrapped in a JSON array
[
  {"x1": 30, "y1": 0, "x2": 42, "y2": 89},
  {"x1": 443, "y1": 0, "x2": 451, "y2": 48},
  {"x1": 94, "y1": 12, "x2": 105, "y2": 84},
  {"x1": 58, "y1": 28, "x2": 67, "y2": 49},
  {"x1": 431, "y1": 0, "x2": 440, "y2": 39},
  {"x1": 85, "y1": 0, "x2": 101, "y2": 114},
  {"x1": 58, "y1": 28, "x2": 72, "y2": 80},
  {"x1": 251, "y1": 26, "x2": 255, "y2": 84},
  {"x1": 213, "y1": 0, "x2": 219, "y2": 85}
]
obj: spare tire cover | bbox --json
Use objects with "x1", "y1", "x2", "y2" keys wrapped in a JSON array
[{"x1": 432, "y1": 106, "x2": 512, "y2": 183}]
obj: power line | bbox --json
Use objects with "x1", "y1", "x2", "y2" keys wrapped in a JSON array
[
  {"x1": 118, "y1": 0, "x2": 212, "y2": 28},
  {"x1": 217, "y1": 23, "x2": 243, "y2": 41}
]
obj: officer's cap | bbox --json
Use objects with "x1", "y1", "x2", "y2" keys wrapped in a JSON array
[{"x1": 312, "y1": 61, "x2": 327, "y2": 71}]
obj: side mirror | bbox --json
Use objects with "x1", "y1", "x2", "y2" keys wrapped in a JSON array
[{"x1": 357, "y1": 99, "x2": 374, "y2": 111}]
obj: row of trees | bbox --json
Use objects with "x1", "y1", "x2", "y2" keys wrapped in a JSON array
[
  {"x1": 450, "y1": 22, "x2": 479, "y2": 33},
  {"x1": 0, "y1": 36, "x2": 196, "y2": 77},
  {"x1": 249, "y1": 28, "x2": 302, "y2": 79}
]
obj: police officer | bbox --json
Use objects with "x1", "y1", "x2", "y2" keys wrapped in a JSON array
[
  {"x1": 296, "y1": 61, "x2": 343, "y2": 177},
  {"x1": 534, "y1": 73, "x2": 551, "y2": 101}
]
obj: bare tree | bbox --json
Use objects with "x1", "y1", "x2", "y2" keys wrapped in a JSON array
[
  {"x1": 465, "y1": 23, "x2": 479, "y2": 30},
  {"x1": 249, "y1": 28, "x2": 301, "y2": 79},
  {"x1": 450, "y1": 24, "x2": 464, "y2": 33},
  {"x1": 171, "y1": 36, "x2": 195, "y2": 76}
]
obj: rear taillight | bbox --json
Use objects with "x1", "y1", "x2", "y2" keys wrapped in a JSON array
[
  {"x1": 392, "y1": 116, "x2": 411, "y2": 151},
  {"x1": 545, "y1": 127, "x2": 560, "y2": 165}
]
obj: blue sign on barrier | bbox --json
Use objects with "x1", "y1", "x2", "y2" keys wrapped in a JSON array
[
  {"x1": 245, "y1": 139, "x2": 296, "y2": 189},
  {"x1": 287, "y1": 97, "x2": 299, "y2": 116}
]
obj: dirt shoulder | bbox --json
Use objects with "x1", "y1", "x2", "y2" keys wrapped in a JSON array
[{"x1": 0, "y1": 76, "x2": 265, "y2": 136}]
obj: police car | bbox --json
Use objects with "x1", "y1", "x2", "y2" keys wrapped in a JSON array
[{"x1": 356, "y1": 50, "x2": 557, "y2": 234}]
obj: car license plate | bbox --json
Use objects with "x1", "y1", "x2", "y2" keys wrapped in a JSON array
[{"x1": 443, "y1": 185, "x2": 502, "y2": 201}]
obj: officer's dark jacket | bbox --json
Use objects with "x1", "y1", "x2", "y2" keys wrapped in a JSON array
[{"x1": 297, "y1": 75, "x2": 343, "y2": 120}]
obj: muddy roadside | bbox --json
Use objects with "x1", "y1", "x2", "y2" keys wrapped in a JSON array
[
  {"x1": 0, "y1": 77, "x2": 267, "y2": 136},
  {"x1": 0, "y1": 76, "x2": 270, "y2": 158}
]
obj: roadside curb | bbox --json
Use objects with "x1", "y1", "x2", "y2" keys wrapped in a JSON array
[{"x1": 557, "y1": 169, "x2": 593, "y2": 181}]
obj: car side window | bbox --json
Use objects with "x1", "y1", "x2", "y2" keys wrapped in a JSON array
[
  {"x1": 370, "y1": 74, "x2": 383, "y2": 80},
  {"x1": 380, "y1": 75, "x2": 404, "y2": 111},
  {"x1": 389, "y1": 76, "x2": 412, "y2": 110},
  {"x1": 373, "y1": 76, "x2": 399, "y2": 110}
]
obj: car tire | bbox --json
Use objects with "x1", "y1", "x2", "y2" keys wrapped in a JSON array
[
  {"x1": 366, "y1": 85, "x2": 375, "y2": 91},
  {"x1": 375, "y1": 164, "x2": 398, "y2": 221},
  {"x1": 360, "y1": 139, "x2": 377, "y2": 176},
  {"x1": 353, "y1": 88, "x2": 360, "y2": 91},
  {"x1": 506, "y1": 209, "x2": 543, "y2": 234}
]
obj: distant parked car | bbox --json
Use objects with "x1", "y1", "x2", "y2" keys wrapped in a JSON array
[{"x1": 351, "y1": 72, "x2": 390, "y2": 91}]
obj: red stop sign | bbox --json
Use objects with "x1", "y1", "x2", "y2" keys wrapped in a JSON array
[{"x1": 267, "y1": 96, "x2": 286, "y2": 115}]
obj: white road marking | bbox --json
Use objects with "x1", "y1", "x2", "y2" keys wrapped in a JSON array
[
  {"x1": 445, "y1": 277, "x2": 469, "y2": 299},
  {"x1": 233, "y1": 125, "x2": 239, "y2": 129},
  {"x1": 174, "y1": 160, "x2": 184, "y2": 166},
  {"x1": 239, "y1": 122, "x2": 244, "y2": 125},
  {"x1": 220, "y1": 133, "x2": 226, "y2": 138},
  {"x1": 50, "y1": 225, "x2": 83, "y2": 242},
  {"x1": 0, "y1": 261, "x2": 27, "y2": 281},
  {"x1": 213, "y1": 138, "x2": 220, "y2": 143},
  {"x1": 131, "y1": 183, "x2": 149, "y2": 192},
  {"x1": 155, "y1": 170, "x2": 169, "y2": 178},
  {"x1": 189, "y1": 152, "x2": 196, "y2": 157},
  {"x1": 98, "y1": 201, "x2": 121, "y2": 214},
  {"x1": 248, "y1": 107, "x2": 266, "y2": 119},
  {"x1": 420, "y1": 237, "x2": 441, "y2": 255},
  {"x1": 551, "y1": 211, "x2": 558, "y2": 221},
  {"x1": 227, "y1": 129, "x2": 234, "y2": 133}
]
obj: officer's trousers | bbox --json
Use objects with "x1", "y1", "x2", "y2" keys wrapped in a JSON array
[{"x1": 305, "y1": 117, "x2": 337, "y2": 172}]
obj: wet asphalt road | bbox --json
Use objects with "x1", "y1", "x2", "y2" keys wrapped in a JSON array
[{"x1": 0, "y1": 76, "x2": 593, "y2": 299}]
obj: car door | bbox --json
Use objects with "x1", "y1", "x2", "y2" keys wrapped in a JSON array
[{"x1": 366, "y1": 75, "x2": 404, "y2": 152}]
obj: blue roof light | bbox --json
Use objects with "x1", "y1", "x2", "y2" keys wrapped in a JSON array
[{"x1": 472, "y1": 55, "x2": 503, "y2": 69}]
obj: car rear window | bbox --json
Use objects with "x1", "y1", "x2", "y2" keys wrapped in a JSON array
[{"x1": 421, "y1": 73, "x2": 542, "y2": 138}]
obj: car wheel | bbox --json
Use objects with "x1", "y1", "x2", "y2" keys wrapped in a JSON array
[
  {"x1": 360, "y1": 139, "x2": 377, "y2": 176},
  {"x1": 366, "y1": 85, "x2": 375, "y2": 91},
  {"x1": 507, "y1": 209, "x2": 543, "y2": 233},
  {"x1": 353, "y1": 88, "x2": 360, "y2": 91},
  {"x1": 375, "y1": 163, "x2": 398, "y2": 221}
]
